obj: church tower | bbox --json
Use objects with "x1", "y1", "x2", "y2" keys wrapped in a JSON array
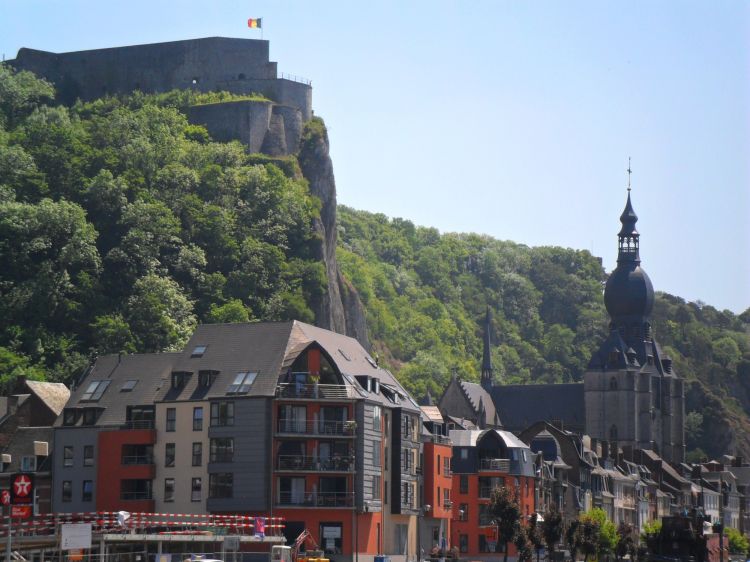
[
  {"x1": 481, "y1": 307, "x2": 494, "y2": 391},
  {"x1": 584, "y1": 188, "x2": 685, "y2": 462}
]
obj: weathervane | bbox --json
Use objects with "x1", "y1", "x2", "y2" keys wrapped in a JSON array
[{"x1": 627, "y1": 157, "x2": 632, "y2": 192}]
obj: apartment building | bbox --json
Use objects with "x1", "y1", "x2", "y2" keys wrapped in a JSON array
[
  {"x1": 449, "y1": 429, "x2": 535, "y2": 560},
  {"x1": 51, "y1": 321, "x2": 425, "y2": 562}
]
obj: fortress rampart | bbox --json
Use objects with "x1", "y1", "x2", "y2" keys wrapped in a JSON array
[{"x1": 9, "y1": 37, "x2": 312, "y2": 121}]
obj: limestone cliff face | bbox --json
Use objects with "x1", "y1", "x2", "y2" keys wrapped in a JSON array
[{"x1": 298, "y1": 121, "x2": 370, "y2": 348}]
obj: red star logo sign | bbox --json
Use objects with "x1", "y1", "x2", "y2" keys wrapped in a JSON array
[{"x1": 13, "y1": 475, "x2": 31, "y2": 497}]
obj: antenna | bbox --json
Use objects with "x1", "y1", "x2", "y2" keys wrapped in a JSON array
[{"x1": 626, "y1": 157, "x2": 632, "y2": 192}]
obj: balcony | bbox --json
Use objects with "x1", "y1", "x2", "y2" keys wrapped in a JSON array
[
  {"x1": 121, "y1": 420, "x2": 155, "y2": 430},
  {"x1": 276, "y1": 455, "x2": 354, "y2": 472},
  {"x1": 425, "y1": 434, "x2": 452, "y2": 446},
  {"x1": 480, "y1": 458, "x2": 510, "y2": 472},
  {"x1": 276, "y1": 419, "x2": 357, "y2": 437},
  {"x1": 277, "y1": 491, "x2": 354, "y2": 508},
  {"x1": 276, "y1": 383, "x2": 358, "y2": 401},
  {"x1": 121, "y1": 491, "x2": 153, "y2": 500}
]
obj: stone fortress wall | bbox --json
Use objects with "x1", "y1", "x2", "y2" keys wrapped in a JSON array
[{"x1": 9, "y1": 37, "x2": 312, "y2": 156}]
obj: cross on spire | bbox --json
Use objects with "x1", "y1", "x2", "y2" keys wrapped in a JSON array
[{"x1": 627, "y1": 157, "x2": 632, "y2": 192}]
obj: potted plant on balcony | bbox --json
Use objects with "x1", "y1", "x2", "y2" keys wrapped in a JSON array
[
  {"x1": 309, "y1": 373, "x2": 320, "y2": 397},
  {"x1": 344, "y1": 420, "x2": 357, "y2": 435}
]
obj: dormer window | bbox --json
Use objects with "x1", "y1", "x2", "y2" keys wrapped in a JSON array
[
  {"x1": 191, "y1": 345, "x2": 207, "y2": 358},
  {"x1": 81, "y1": 380, "x2": 110, "y2": 402},
  {"x1": 199, "y1": 370, "x2": 218, "y2": 387},
  {"x1": 172, "y1": 372, "x2": 190, "y2": 389},
  {"x1": 227, "y1": 372, "x2": 257, "y2": 394},
  {"x1": 63, "y1": 409, "x2": 78, "y2": 426}
]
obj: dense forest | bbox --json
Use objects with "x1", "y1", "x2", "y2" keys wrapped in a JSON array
[{"x1": 1, "y1": 65, "x2": 749, "y2": 460}]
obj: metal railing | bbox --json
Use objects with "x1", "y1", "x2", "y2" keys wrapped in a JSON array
[
  {"x1": 121, "y1": 420, "x2": 155, "y2": 430},
  {"x1": 426, "y1": 434, "x2": 452, "y2": 446},
  {"x1": 279, "y1": 72, "x2": 312, "y2": 86},
  {"x1": 276, "y1": 383, "x2": 356, "y2": 400},
  {"x1": 277, "y1": 418, "x2": 357, "y2": 436},
  {"x1": 210, "y1": 452, "x2": 234, "y2": 463},
  {"x1": 277, "y1": 491, "x2": 353, "y2": 507},
  {"x1": 479, "y1": 458, "x2": 510, "y2": 472},
  {"x1": 121, "y1": 455, "x2": 154, "y2": 465},
  {"x1": 277, "y1": 455, "x2": 354, "y2": 472},
  {"x1": 120, "y1": 491, "x2": 153, "y2": 500}
]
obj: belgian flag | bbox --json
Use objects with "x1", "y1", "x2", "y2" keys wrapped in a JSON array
[{"x1": 248, "y1": 18, "x2": 262, "y2": 28}]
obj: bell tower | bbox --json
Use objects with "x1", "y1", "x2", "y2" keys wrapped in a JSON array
[{"x1": 584, "y1": 176, "x2": 685, "y2": 463}]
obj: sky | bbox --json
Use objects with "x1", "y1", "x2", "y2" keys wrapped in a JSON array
[{"x1": 2, "y1": 1, "x2": 749, "y2": 313}]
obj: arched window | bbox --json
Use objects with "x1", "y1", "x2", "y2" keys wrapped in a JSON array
[
  {"x1": 609, "y1": 424, "x2": 618, "y2": 441},
  {"x1": 609, "y1": 377, "x2": 618, "y2": 390}
]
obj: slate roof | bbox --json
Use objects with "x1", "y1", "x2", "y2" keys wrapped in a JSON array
[
  {"x1": 25, "y1": 381, "x2": 70, "y2": 416},
  {"x1": 449, "y1": 428, "x2": 530, "y2": 449},
  {"x1": 58, "y1": 352, "x2": 179, "y2": 427},
  {"x1": 421, "y1": 406, "x2": 444, "y2": 424},
  {"x1": 490, "y1": 383, "x2": 585, "y2": 432},
  {"x1": 459, "y1": 381, "x2": 497, "y2": 425}
]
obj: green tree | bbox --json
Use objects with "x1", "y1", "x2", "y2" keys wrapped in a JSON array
[
  {"x1": 541, "y1": 505, "x2": 564, "y2": 557},
  {"x1": 489, "y1": 487, "x2": 522, "y2": 562},
  {"x1": 712, "y1": 336, "x2": 742, "y2": 368},
  {"x1": 641, "y1": 519, "x2": 661, "y2": 554},
  {"x1": 726, "y1": 527, "x2": 749, "y2": 556},
  {"x1": 615, "y1": 522, "x2": 636, "y2": 561},
  {"x1": 565, "y1": 520, "x2": 581, "y2": 562},
  {"x1": 90, "y1": 314, "x2": 135, "y2": 354},
  {"x1": 527, "y1": 514, "x2": 545, "y2": 562},
  {"x1": 125, "y1": 274, "x2": 196, "y2": 352},
  {"x1": 206, "y1": 299, "x2": 251, "y2": 324},
  {"x1": 0, "y1": 64, "x2": 55, "y2": 128}
]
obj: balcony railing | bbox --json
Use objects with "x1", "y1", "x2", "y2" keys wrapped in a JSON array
[
  {"x1": 121, "y1": 455, "x2": 154, "y2": 465},
  {"x1": 277, "y1": 455, "x2": 354, "y2": 472},
  {"x1": 277, "y1": 491, "x2": 353, "y2": 507},
  {"x1": 277, "y1": 419, "x2": 357, "y2": 436},
  {"x1": 121, "y1": 420, "x2": 155, "y2": 430},
  {"x1": 480, "y1": 458, "x2": 510, "y2": 472},
  {"x1": 276, "y1": 383, "x2": 358, "y2": 400},
  {"x1": 121, "y1": 491, "x2": 153, "y2": 500},
  {"x1": 426, "y1": 434, "x2": 452, "y2": 446}
]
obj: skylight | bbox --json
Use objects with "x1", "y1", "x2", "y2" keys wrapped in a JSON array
[
  {"x1": 191, "y1": 345, "x2": 207, "y2": 358},
  {"x1": 121, "y1": 380, "x2": 138, "y2": 392},
  {"x1": 81, "y1": 380, "x2": 110, "y2": 401},
  {"x1": 227, "y1": 372, "x2": 257, "y2": 394}
]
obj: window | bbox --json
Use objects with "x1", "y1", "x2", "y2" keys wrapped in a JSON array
[
  {"x1": 166, "y1": 408, "x2": 176, "y2": 432},
  {"x1": 211, "y1": 402, "x2": 234, "y2": 426},
  {"x1": 459, "y1": 503, "x2": 469, "y2": 522},
  {"x1": 193, "y1": 407, "x2": 203, "y2": 431},
  {"x1": 395, "y1": 525, "x2": 408, "y2": 555},
  {"x1": 83, "y1": 446, "x2": 94, "y2": 467},
  {"x1": 444, "y1": 456, "x2": 451, "y2": 476},
  {"x1": 460, "y1": 475, "x2": 469, "y2": 494},
  {"x1": 437, "y1": 486, "x2": 440, "y2": 506},
  {"x1": 126, "y1": 405, "x2": 154, "y2": 429},
  {"x1": 373, "y1": 405, "x2": 382, "y2": 432},
  {"x1": 372, "y1": 441, "x2": 381, "y2": 468},
  {"x1": 21, "y1": 456, "x2": 36, "y2": 472},
  {"x1": 165, "y1": 443, "x2": 175, "y2": 467},
  {"x1": 172, "y1": 372, "x2": 190, "y2": 389},
  {"x1": 443, "y1": 488, "x2": 450, "y2": 506},
  {"x1": 121, "y1": 479, "x2": 152, "y2": 500},
  {"x1": 321, "y1": 523, "x2": 343, "y2": 555},
  {"x1": 82, "y1": 408, "x2": 98, "y2": 425},
  {"x1": 210, "y1": 438, "x2": 234, "y2": 463},
  {"x1": 209, "y1": 473, "x2": 233, "y2": 498},
  {"x1": 81, "y1": 380, "x2": 110, "y2": 401},
  {"x1": 460, "y1": 449, "x2": 468, "y2": 460},
  {"x1": 62, "y1": 481, "x2": 72, "y2": 502},
  {"x1": 438, "y1": 455, "x2": 441, "y2": 475},
  {"x1": 199, "y1": 370, "x2": 218, "y2": 387},
  {"x1": 164, "y1": 478, "x2": 175, "y2": 502},
  {"x1": 192, "y1": 442, "x2": 202, "y2": 467},
  {"x1": 64, "y1": 446, "x2": 74, "y2": 467},
  {"x1": 82, "y1": 480, "x2": 93, "y2": 502},
  {"x1": 191, "y1": 478, "x2": 202, "y2": 501},
  {"x1": 479, "y1": 535, "x2": 496, "y2": 553},
  {"x1": 121, "y1": 380, "x2": 137, "y2": 392},
  {"x1": 372, "y1": 475, "x2": 381, "y2": 498},
  {"x1": 191, "y1": 345, "x2": 207, "y2": 358},
  {"x1": 459, "y1": 534, "x2": 469, "y2": 553},
  {"x1": 63, "y1": 409, "x2": 77, "y2": 426},
  {"x1": 227, "y1": 372, "x2": 257, "y2": 394},
  {"x1": 384, "y1": 480, "x2": 388, "y2": 505}
]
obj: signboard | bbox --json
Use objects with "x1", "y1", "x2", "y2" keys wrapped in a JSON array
[
  {"x1": 61, "y1": 523, "x2": 93, "y2": 550},
  {"x1": 0, "y1": 490, "x2": 9, "y2": 505},
  {"x1": 11, "y1": 505, "x2": 31, "y2": 519},
  {"x1": 224, "y1": 536, "x2": 240, "y2": 551},
  {"x1": 254, "y1": 517, "x2": 265, "y2": 539},
  {"x1": 322, "y1": 526, "x2": 341, "y2": 539},
  {"x1": 10, "y1": 473, "x2": 34, "y2": 505}
]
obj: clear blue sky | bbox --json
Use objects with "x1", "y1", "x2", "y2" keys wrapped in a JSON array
[{"x1": 2, "y1": 1, "x2": 748, "y2": 313}]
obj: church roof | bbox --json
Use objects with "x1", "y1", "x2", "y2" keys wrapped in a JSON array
[
  {"x1": 490, "y1": 383, "x2": 585, "y2": 432},
  {"x1": 460, "y1": 380, "x2": 497, "y2": 425}
]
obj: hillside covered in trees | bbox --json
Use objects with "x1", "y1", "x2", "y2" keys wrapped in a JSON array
[{"x1": 1, "y1": 65, "x2": 749, "y2": 460}]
